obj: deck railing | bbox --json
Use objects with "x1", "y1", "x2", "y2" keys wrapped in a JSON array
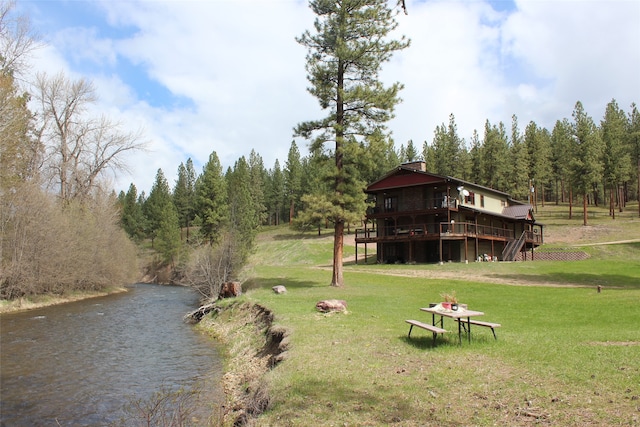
[
  {"x1": 366, "y1": 197, "x2": 458, "y2": 215},
  {"x1": 356, "y1": 222, "x2": 519, "y2": 241}
]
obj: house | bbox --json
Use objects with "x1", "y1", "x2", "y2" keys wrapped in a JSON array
[{"x1": 354, "y1": 162, "x2": 543, "y2": 264}]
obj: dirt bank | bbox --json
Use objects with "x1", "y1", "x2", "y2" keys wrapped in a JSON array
[{"x1": 196, "y1": 301, "x2": 289, "y2": 427}]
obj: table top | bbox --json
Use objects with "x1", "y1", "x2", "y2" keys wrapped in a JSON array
[{"x1": 420, "y1": 307, "x2": 485, "y2": 319}]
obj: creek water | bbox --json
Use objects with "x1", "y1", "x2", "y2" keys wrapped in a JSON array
[{"x1": 0, "y1": 283, "x2": 223, "y2": 426}]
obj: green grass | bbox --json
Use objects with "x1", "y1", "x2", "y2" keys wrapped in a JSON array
[{"x1": 229, "y1": 205, "x2": 640, "y2": 426}]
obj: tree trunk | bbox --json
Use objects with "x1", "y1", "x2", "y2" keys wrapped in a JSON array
[
  {"x1": 289, "y1": 199, "x2": 295, "y2": 224},
  {"x1": 330, "y1": 53, "x2": 345, "y2": 288},
  {"x1": 610, "y1": 187, "x2": 615, "y2": 219},
  {"x1": 583, "y1": 193, "x2": 588, "y2": 226},
  {"x1": 331, "y1": 220, "x2": 345, "y2": 287},
  {"x1": 569, "y1": 187, "x2": 573, "y2": 219}
]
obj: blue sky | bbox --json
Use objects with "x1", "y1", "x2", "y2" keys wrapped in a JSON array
[{"x1": 16, "y1": 0, "x2": 640, "y2": 194}]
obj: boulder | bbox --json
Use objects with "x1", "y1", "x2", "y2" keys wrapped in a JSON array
[
  {"x1": 272, "y1": 285, "x2": 287, "y2": 294},
  {"x1": 315, "y1": 299, "x2": 347, "y2": 313},
  {"x1": 220, "y1": 281, "x2": 242, "y2": 298}
]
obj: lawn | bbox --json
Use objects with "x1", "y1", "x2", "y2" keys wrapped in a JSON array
[{"x1": 213, "y1": 204, "x2": 640, "y2": 426}]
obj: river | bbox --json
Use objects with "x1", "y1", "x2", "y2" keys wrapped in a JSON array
[{"x1": 0, "y1": 284, "x2": 224, "y2": 426}]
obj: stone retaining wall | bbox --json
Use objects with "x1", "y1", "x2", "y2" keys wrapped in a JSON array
[{"x1": 515, "y1": 251, "x2": 590, "y2": 261}]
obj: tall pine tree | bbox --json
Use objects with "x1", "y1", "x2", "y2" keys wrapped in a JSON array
[
  {"x1": 601, "y1": 99, "x2": 631, "y2": 218},
  {"x1": 284, "y1": 141, "x2": 303, "y2": 224},
  {"x1": 481, "y1": 120, "x2": 510, "y2": 191},
  {"x1": 120, "y1": 183, "x2": 145, "y2": 240},
  {"x1": 509, "y1": 115, "x2": 529, "y2": 200},
  {"x1": 143, "y1": 169, "x2": 173, "y2": 247},
  {"x1": 295, "y1": 0, "x2": 409, "y2": 287},
  {"x1": 551, "y1": 119, "x2": 573, "y2": 205},
  {"x1": 173, "y1": 158, "x2": 196, "y2": 241},
  {"x1": 194, "y1": 151, "x2": 228, "y2": 244},
  {"x1": 570, "y1": 101, "x2": 603, "y2": 226},
  {"x1": 628, "y1": 103, "x2": 640, "y2": 217}
]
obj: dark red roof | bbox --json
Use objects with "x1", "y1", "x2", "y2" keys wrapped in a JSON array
[{"x1": 367, "y1": 169, "x2": 445, "y2": 192}]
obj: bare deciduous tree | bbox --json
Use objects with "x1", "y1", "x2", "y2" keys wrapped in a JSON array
[
  {"x1": 34, "y1": 72, "x2": 145, "y2": 203},
  {"x1": 183, "y1": 232, "x2": 238, "y2": 300},
  {"x1": 0, "y1": 0, "x2": 41, "y2": 77}
]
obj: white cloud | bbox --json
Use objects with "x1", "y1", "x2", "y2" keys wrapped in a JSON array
[{"x1": 21, "y1": 0, "x2": 640, "y2": 193}]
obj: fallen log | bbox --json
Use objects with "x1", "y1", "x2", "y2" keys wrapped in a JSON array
[{"x1": 184, "y1": 302, "x2": 220, "y2": 324}]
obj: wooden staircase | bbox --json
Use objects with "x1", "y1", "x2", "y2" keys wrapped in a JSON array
[{"x1": 502, "y1": 231, "x2": 527, "y2": 261}]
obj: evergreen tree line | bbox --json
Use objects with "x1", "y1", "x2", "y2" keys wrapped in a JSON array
[
  {"x1": 1, "y1": 2, "x2": 140, "y2": 299},
  {"x1": 122, "y1": 98, "x2": 640, "y2": 260},
  {"x1": 419, "y1": 101, "x2": 640, "y2": 222},
  {"x1": 118, "y1": 150, "x2": 268, "y2": 299}
]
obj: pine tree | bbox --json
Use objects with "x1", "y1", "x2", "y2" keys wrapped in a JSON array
[
  {"x1": 570, "y1": 101, "x2": 603, "y2": 226},
  {"x1": 628, "y1": 103, "x2": 640, "y2": 217},
  {"x1": 284, "y1": 141, "x2": 303, "y2": 223},
  {"x1": 422, "y1": 140, "x2": 436, "y2": 173},
  {"x1": 143, "y1": 169, "x2": 172, "y2": 247},
  {"x1": 481, "y1": 120, "x2": 510, "y2": 191},
  {"x1": 173, "y1": 158, "x2": 196, "y2": 241},
  {"x1": 194, "y1": 151, "x2": 228, "y2": 244},
  {"x1": 525, "y1": 121, "x2": 553, "y2": 207},
  {"x1": 469, "y1": 130, "x2": 483, "y2": 184},
  {"x1": 431, "y1": 114, "x2": 463, "y2": 177},
  {"x1": 359, "y1": 128, "x2": 399, "y2": 185},
  {"x1": 601, "y1": 99, "x2": 631, "y2": 218},
  {"x1": 120, "y1": 183, "x2": 145, "y2": 240},
  {"x1": 248, "y1": 150, "x2": 268, "y2": 226},
  {"x1": 403, "y1": 139, "x2": 419, "y2": 162},
  {"x1": 295, "y1": 0, "x2": 409, "y2": 286},
  {"x1": 155, "y1": 201, "x2": 181, "y2": 265},
  {"x1": 551, "y1": 119, "x2": 573, "y2": 205},
  {"x1": 227, "y1": 157, "x2": 259, "y2": 265},
  {"x1": 267, "y1": 159, "x2": 285, "y2": 225}
]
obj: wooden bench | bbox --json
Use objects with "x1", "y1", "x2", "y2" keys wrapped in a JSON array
[
  {"x1": 406, "y1": 319, "x2": 447, "y2": 344},
  {"x1": 455, "y1": 319, "x2": 501, "y2": 340}
]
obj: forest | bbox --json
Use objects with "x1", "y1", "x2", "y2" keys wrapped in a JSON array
[
  {"x1": 118, "y1": 97, "x2": 640, "y2": 280},
  {"x1": 129, "y1": 101, "x2": 640, "y2": 234},
  {"x1": 2, "y1": 0, "x2": 639, "y2": 301}
]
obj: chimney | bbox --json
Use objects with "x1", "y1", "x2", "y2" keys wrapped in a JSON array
[{"x1": 403, "y1": 161, "x2": 426, "y2": 172}]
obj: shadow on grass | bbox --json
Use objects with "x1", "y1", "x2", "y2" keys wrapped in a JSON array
[
  {"x1": 401, "y1": 335, "x2": 441, "y2": 350},
  {"x1": 401, "y1": 332, "x2": 496, "y2": 349},
  {"x1": 269, "y1": 232, "x2": 332, "y2": 241},
  {"x1": 343, "y1": 255, "x2": 379, "y2": 266},
  {"x1": 489, "y1": 272, "x2": 640, "y2": 289},
  {"x1": 243, "y1": 276, "x2": 319, "y2": 292}
]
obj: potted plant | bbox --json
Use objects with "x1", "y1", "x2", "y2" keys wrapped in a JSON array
[{"x1": 440, "y1": 290, "x2": 458, "y2": 310}]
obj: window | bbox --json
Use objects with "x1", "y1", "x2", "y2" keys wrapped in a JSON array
[
  {"x1": 384, "y1": 196, "x2": 396, "y2": 212},
  {"x1": 480, "y1": 194, "x2": 485, "y2": 208},
  {"x1": 465, "y1": 192, "x2": 475, "y2": 205}
]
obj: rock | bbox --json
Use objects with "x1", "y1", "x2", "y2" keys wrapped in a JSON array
[
  {"x1": 220, "y1": 281, "x2": 242, "y2": 298},
  {"x1": 272, "y1": 285, "x2": 287, "y2": 294},
  {"x1": 315, "y1": 299, "x2": 347, "y2": 313}
]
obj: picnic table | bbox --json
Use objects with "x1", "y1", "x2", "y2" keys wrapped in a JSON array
[{"x1": 420, "y1": 305, "x2": 485, "y2": 344}]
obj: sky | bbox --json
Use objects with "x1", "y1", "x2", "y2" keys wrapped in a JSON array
[{"x1": 15, "y1": 0, "x2": 640, "y2": 194}]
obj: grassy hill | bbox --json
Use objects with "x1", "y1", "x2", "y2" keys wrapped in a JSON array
[{"x1": 206, "y1": 203, "x2": 640, "y2": 426}]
